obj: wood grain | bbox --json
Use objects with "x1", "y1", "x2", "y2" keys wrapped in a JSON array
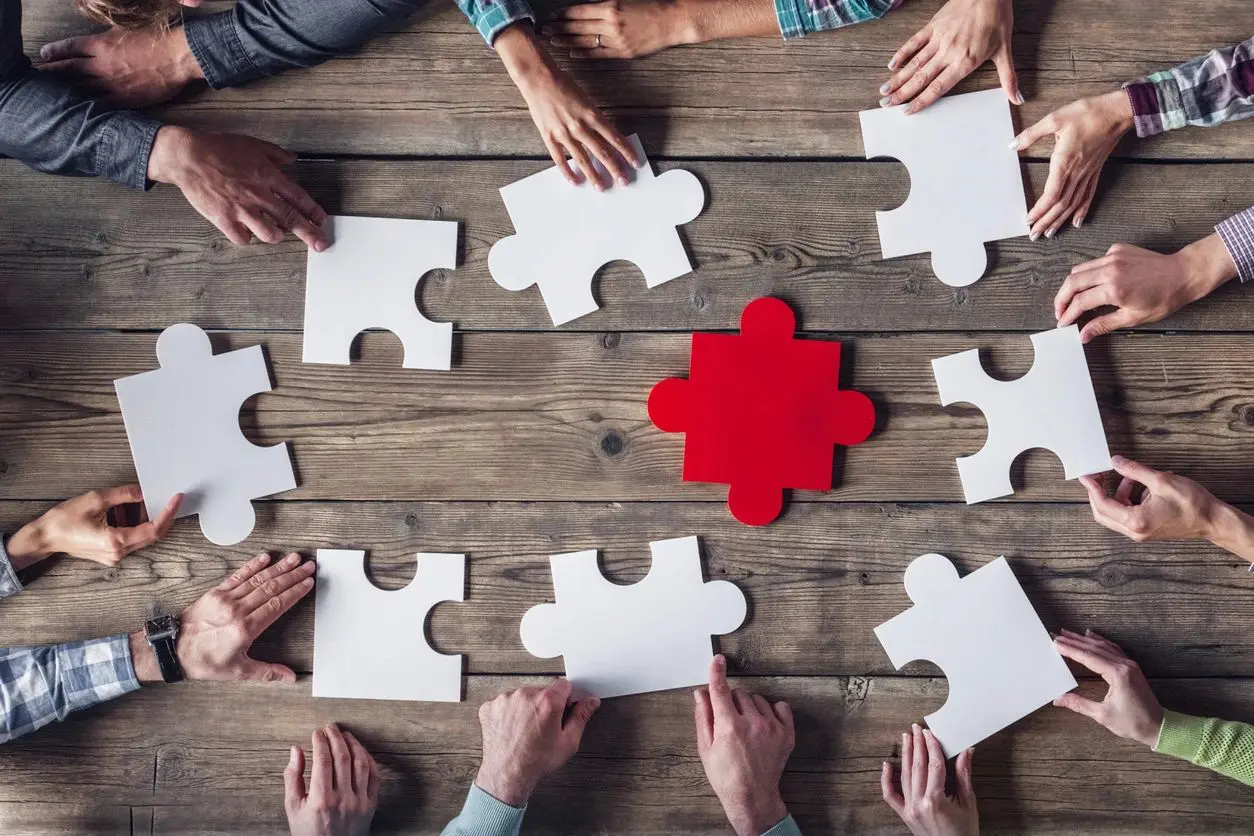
[
  {"x1": 17, "y1": 1, "x2": 1254, "y2": 159},
  {"x1": 1, "y1": 158, "x2": 1251, "y2": 333}
]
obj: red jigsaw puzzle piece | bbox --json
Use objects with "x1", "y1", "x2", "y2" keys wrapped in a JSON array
[{"x1": 648, "y1": 297, "x2": 875, "y2": 525}]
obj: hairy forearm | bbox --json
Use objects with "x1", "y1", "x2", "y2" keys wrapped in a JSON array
[
  {"x1": 1203, "y1": 501, "x2": 1254, "y2": 563},
  {"x1": 680, "y1": 0, "x2": 778, "y2": 42},
  {"x1": 127, "y1": 631, "x2": 165, "y2": 685}
]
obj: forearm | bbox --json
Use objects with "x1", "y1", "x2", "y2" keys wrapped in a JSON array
[
  {"x1": 1123, "y1": 36, "x2": 1254, "y2": 137},
  {"x1": 0, "y1": 635, "x2": 142, "y2": 744},
  {"x1": 1155, "y1": 710, "x2": 1254, "y2": 787},
  {"x1": 1174, "y1": 231, "x2": 1240, "y2": 307},
  {"x1": 1202, "y1": 500, "x2": 1254, "y2": 563},
  {"x1": 678, "y1": 0, "x2": 778, "y2": 43},
  {"x1": 183, "y1": 0, "x2": 426, "y2": 89},
  {"x1": 776, "y1": 0, "x2": 899, "y2": 40},
  {"x1": 440, "y1": 784, "x2": 526, "y2": 836}
]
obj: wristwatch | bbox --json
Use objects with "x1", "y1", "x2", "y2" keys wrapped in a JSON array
[{"x1": 144, "y1": 615, "x2": 185, "y2": 684}]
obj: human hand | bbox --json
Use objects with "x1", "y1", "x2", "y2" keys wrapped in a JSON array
[
  {"x1": 494, "y1": 23, "x2": 641, "y2": 189},
  {"x1": 881, "y1": 725, "x2": 977, "y2": 836},
  {"x1": 541, "y1": 0, "x2": 698, "y2": 59},
  {"x1": 38, "y1": 26, "x2": 203, "y2": 109},
  {"x1": 1012, "y1": 91, "x2": 1134, "y2": 239},
  {"x1": 1052, "y1": 629, "x2": 1164, "y2": 747},
  {"x1": 145, "y1": 126, "x2": 328, "y2": 251},
  {"x1": 1078, "y1": 455, "x2": 1221, "y2": 544},
  {"x1": 694, "y1": 655, "x2": 794, "y2": 836},
  {"x1": 174, "y1": 552, "x2": 315, "y2": 682},
  {"x1": 5, "y1": 485, "x2": 182, "y2": 571},
  {"x1": 880, "y1": 0, "x2": 1018, "y2": 114},
  {"x1": 1054, "y1": 236, "x2": 1238, "y2": 342},
  {"x1": 474, "y1": 679, "x2": 600, "y2": 806},
  {"x1": 285, "y1": 724, "x2": 379, "y2": 836}
]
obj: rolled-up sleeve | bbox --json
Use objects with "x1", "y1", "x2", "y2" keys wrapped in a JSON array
[
  {"x1": 456, "y1": 0, "x2": 535, "y2": 44},
  {"x1": 1122, "y1": 36, "x2": 1254, "y2": 137},
  {"x1": 776, "y1": 0, "x2": 900, "y2": 41},
  {"x1": 1217, "y1": 207, "x2": 1254, "y2": 284}
]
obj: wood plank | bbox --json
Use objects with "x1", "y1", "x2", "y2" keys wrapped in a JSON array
[
  {"x1": 0, "y1": 330, "x2": 1251, "y2": 503},
  {"x1": 1, "y1": 500, "x2": 1249, "y2": 678},
  {"x1": 2, "y1": 158, "x2": 1251, "y2": 333},
  {"x1": 0, "y1": 804, "x2": 133, "y2": 836},
  {"x1": 18, "y1": 1, "x2": 1254, "y2": 159},
  {"x1": 6, "y1": 677, "x2": 1253, "y2": 834}
]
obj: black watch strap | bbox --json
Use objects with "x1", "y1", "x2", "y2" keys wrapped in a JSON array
[{"x1": 151, "y1": 635, "x2": 184, "y2": 683}]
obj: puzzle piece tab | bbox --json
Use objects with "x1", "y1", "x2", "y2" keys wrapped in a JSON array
[
  {"x1": 932, "y1": 324, "x2": 1110, "y2": 503},
  {"x1": 519, "y1": 536, "x2": 746, "y2": 699},
  {"x1": 649, "y1": 297, "x2": 875, "y2": 525},
  {"x1": 304, "y1": 215, "x2": 456, "y2": 370},
  {"x1": 313, "y1": 549, "x2": 465, "y2": 702},
  {"x1": 860, "y1": 89, "x2": 1029, "y2": 287},
  {"x1": 488, "y1": 134, "x2": 705, "y2": 326},
  {"x1": 874, "y1": 553, "x2": 1076, "y2": 757},
  {"x1": 114, "y1": 323, "x2": 296, "y2": 546}
]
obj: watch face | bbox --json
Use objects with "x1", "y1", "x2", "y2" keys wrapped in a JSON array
[{"x1": 146, "y1": 615, "x2": 177, "y2": 640}]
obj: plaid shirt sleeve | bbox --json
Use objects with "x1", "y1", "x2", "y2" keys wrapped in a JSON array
[
  {"x1": 776, "y1": 0, "x2": 901, "y2": 40},
  {"x1": 0, "y1": 540, "x2": 21, "y2": 599},
  {"x1": 457, "y1": 0, "x2": 535, "y2": 45},
  {"x1": 0, "y1": 635, "x2": 140, "y2": 745},
  {"x1": 1123, "y1": 36, "x2": 1254, "y2": 137},
  {"x1": 1217, "y1": 207, "x2": 1254, "y2": 284}
]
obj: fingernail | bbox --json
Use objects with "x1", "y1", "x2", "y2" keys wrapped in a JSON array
[
  {"x1": 1073, "y1": 216, "x2": 1084, "y2": 228},
  {"x1": 1008, "y1": 137, "x2": 1020, "y2": 150},
  {"x1": 617, "y1": 176, "x2": 629, "y2": 187},
  {"x1": 879, "y1": 82, "x2": 891, "y2": 95},
  {"x1": 283, "y1": 553, "x2": 299, "y2": 566},
  {"x1": 713, "y1": 654, "x2": 726, "y2": 670},
  {"x1": 911, "y1": 722, "x2": 920, "y2": 733},
  {"x1": 289, "y1": 745, "x2": 299, "y2": 764},
  {"x1": 1014, "y1": 91, "x2": 1025, "y2": 105},
  {"x1": 878, "y1": 96, "x2": 892, "y2": 108},
  {"x1": 1112, "y1": 455, "x2": 1127, "y2": 465},
  {"x1": 1029, "y1": 231, "x2": 1040, "y2": 242},
  {"x1": 591, "y1": 697, "x2": 601, "y2": 709},
  {"x1": 887, "y1": 58, "x2": 897, "y2": 70},
  {"x1": 1045, "y1": 227, "x2": 1055, "y2": 239}
]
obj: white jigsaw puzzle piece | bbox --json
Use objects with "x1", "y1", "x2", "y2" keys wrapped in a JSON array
[
  {"x1": 114, "y1": 323, "x2": 296, "y2": 546},
  {"x1": 519, "y1": 536, "x2": 746, "y2": 698},
  {"x1": 875, "y1": 553, "x2": 1076, "y2": 757},
  {"x1": 932, "y1": 324, "x2": 1111, "y2": 503},
  {"x1": 313, "y1": 549, "x2": 465, "y2": 702},
  {"x1": 860, "y1": 89, "x2": 1029, "y2": 287},
  {"x1": 488, "y1": 134, "x2": 706, "y2": 326},
  {"x1": 304, "y1": 215, "x2": 456, "y2": 370}
]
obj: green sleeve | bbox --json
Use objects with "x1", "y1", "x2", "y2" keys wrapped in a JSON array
[{"x1": 1154, "y1": 710, "x2": 1254, "y2": 787}]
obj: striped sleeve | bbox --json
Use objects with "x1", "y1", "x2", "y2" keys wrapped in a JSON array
[
  {"x1": 1122, "y1": 36, "x2": 1254, "y2": 137},
  {"x1": 1216, "y1": 207, "x2": 1254, "y2": 284},
  {"x1": 776, "y1": 0, "x2": 900, "y2": 40}
]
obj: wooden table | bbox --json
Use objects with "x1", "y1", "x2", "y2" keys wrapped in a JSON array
[{"x1": 3, "y1": 0, "x2": 1253, "y2": 832}]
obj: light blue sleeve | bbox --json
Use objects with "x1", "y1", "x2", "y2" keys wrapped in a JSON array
[
  {"x1": 441, "y1": 784, "x2": 526, "y2": 836},
  {"x1": 763, "y1": 814, "x2": 803, "y2": 836},
  {"x1": 455, "y1": 0, "x2": 535, "y2": 45}
]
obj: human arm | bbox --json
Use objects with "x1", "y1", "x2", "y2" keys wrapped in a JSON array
[
  {"x1": 285, "y1": 724, "x2": 379, "y2": 836},
  {"x1": 1078, "y1": 456, "x2": 1254, "y2": 563},
  {"x1": 0, "y1": 552, "x2": 313, "y2": 745},
  {"x1": 443, "y1": 679, "x2": 600, "y2": 835},
  {"x1": 1124, "y1": 36, "x2": 1254, "y2": 138},
  {"x1": 694, "y1": 655, "x2": 799, "y2": 836},
  {"x1": 1053, "y1": 629, "x2": 1254, "y2": 787},
  {"x1": 881, "y1": 724, "x2": 978, "y2": 836}
]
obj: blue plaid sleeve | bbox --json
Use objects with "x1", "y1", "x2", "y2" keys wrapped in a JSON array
[
  {"x1": 0, "y1": 540, "x2": 21, "y2": 599},
  {"x1": 0, "y1": 635, "x2": 140, "y2": 745},
  {"x1": 456, "y1": 0, "x2": 535, "y2": 44},
  {"x1": 776, "y1": 0, "x2": 900, "y2": 40}
]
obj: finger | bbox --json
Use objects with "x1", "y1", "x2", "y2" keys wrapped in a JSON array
[
  {"x1": 889, "y1": 50, "x2": 943, "y2": 105},
  {"x1": 577, "y1": 126, "x2": 632, "y2": 186},
  {"x1": 548, "y1": 2, "x2": 611, "y2": 20},
  {"x1": 597, "y1": 123, "x2": 641, "y2": 169},
  {"x1": 270, "y1": 178, "x2": 328, "y2": 228},
  {"x1": 233, "y1": 552, "x2": 306, "y2": 603},
  {"x1": 92, "y1": 483, "x2": 145, "y2": 510},
  {"x1": 707, "y1": 655, "x2": 737, "y2": 718},
  {"x1": 148, "y1": 492, "x2": 184, "y2": 537},
  {"x1": 1012, "y1": 114, "x2": 1056, "y2": 153},
  {"x1": 751, "y1": 693, "x2": 773, "y2": 719},
  {"x1": 1053, "y1": 636, "x2": 1120, "y2": 679},
  {"x1": 215, "y1": 217, "x2": 254, "y2": 247},
  {"x1": 955, "y1": 747, "x2": 976, "y2": 807},
  {"x1": 1027, "y1": 159, "x2": 1068, "y2": 229},
  {"x1": 39, "y1": 36, "x2": 93, "y2": 62},
  {"x1": 563, "y1": 696, "x2": 601, "y2": 745},
  {"x1": 1114, "y1": 476, "x2": 1137, "y2": 505},
  {"x1": 880, "y1": 760, "x2": 906, "y2": 817},
  {"x1": 1084, "y1": 629, "x2": 1125, "y2": 654},
  {"x1": 922, "y1": 728, "x2": 947, "y2": 798},
  {"x1": 238, "y1": 657, "x2": 297, "y2": 683},
  {"x1": 244, "y1": 572, "x2": 316, "y2": 634},
  {"x1": 239, "y1": 208, "x2": 284, "y2": 245},
  {"x1": 111, "y1": 492, "x2": 184, "y2": 554},
  {"x1": 731, "y1": 688, "x2": 753, "y2": 715},
  {"x1": 694, "y1": 687, "x2": 714, "y2": 752},
  {"x1": 545, "y1": 136, "x2": 583, "y2": 186},
  {"x1": 771, "y1": 700, "x2": 794, "y2": 732},
  {"x1": 887, "y1": 25, "x2": 931, "y2": 72},
  {"x1": 310, "y1": 729, "x2": 333, "y2": 797},
  {"x1": 284, "y1": 745, "x2": 307, "y2": 807},
  {"x1": 343, "y1": 731, "x2": 374, "y2": 800},
  {"x1": 542, "y1": 18, "x2": 605, "y2": 35},
  {"x1": 565, "y1": 136, "x2": 605, "y2": 190},
  {"x1": 544, "y1": 678, "x2": 575, "y2": 712},
  {"x1": 904, "y1": 63, "x2": 967, "y2": 115},
  {"x1": 258, "y1": 140, "x2": 297, "y2": 167},
  {"x1": 217, "y1": 553, "x2": 273, "y2": 592},
  {"x1": 1070, "y1": 168, "x2": 1101, "y2": 228},
  {"x1": 325, "y1": 724, "x2": 354, "y2": 793},
  {"x1": 900, "y1": 730, "x2": 913, "y2": 799},
  {"x1": 909, "y1": 725, "x2": 928, "y2": 798},
  {"x1": 884, "y1": 40, "x2": 939, "y2": 97},
  {"x1": 1110, "y1": 455, "x2": 1163, "y2": 489},
  {"x1": 1057, "y1": 285, "x2": 1115, "y2": 329},
  {"x1": 993, "y1": 45, "x2": 1023, "y2": 106},
  {"x1": 549, "y1": 34, "x2": 603, "y2": 49},
  {"x1": 268, "y1": 196, "x2": 327, "y2": 253},
  {"x1": 1049, "y1": 169, "x2": 1101, "y2": 238},
  {"x1": 1031, "y1": 168, "x2": 1083, "y2": 239},
  {"x1": 1052, "y1": 690, "x2": 1106, "y2": 723},
  {"x1": 38, "y1": 57, "x2": 94, "y2": 77},
  {"x1": 1053, "y1": 268, "x2": 1105, "y2": 320},
  {"x1": 1079, "y1": 475, "x2": 1135, "y2": 532},
  {"x1": 367, "y1": 751, "x2": 381, "y2": 802}
]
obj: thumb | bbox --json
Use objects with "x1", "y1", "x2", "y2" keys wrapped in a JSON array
[
  {"x1": 239, "y1": 657, "x2": 297, "y2": 683},
  {"x1": 1109, "y1": 455, "x2": 1161, "y2": 488},
  {"x1": 563, "y1": 696, "x2": 601, "y2": 743},
  {"x1": 993, "y1": 45, "x2": 1023, "y2": 105},
  {"x1": 1079, "y1": 310, "x2": 1135, "y2": 344},
  {"x1": 1053, "y1": 691, "x2": 1105, "y2": 723},
  {"x1": 284, "y1": 745, "x2": 307, "y2": 808}
]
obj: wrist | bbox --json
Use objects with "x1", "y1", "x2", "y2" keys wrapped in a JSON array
[
  {"x1": 1097, "y1": 88, "x2": 1135, "y2": 136},
  {"x1": 722, "y1": 789, "x2": 789, "y2": 836},
  {"x1": 474, "y1": 764, "x2": 535, "y2": 808},
  {"x1": 128, "y1": 630, "x2": 166, "y2": 685},
  {"x1": 146, "y1": 125, "x2": 195, "y2": 186},
  {"x1": 1203, "y1": 500, "x2": 1254, "y2": 561},
  {"x1": 667, "y1": 0, "x2": 706, "y2": 46},
  {"x1": 5, "y1": 519, "x2": 52, "y2": 570},
  {"x1": 1176, "y1": 232, "x2": 1240, "y2": 303},
  {"x1": 170, "y1": 26, "x2": 205, "y2": 87},
  {"x1": 494, "y1": 23, "x2": 557, "y2": 97}
]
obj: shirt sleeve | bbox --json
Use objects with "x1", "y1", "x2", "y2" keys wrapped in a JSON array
[
  {"x1": 440, "y1": 784, "x2": 526, "y2": 836},
  {"x1": 775, "y1": 0, "x2": 900, "y2": 41},
  {"x1": 455, "y1": 0, "x2": 535, "y2": 45},
  {"x1": 1155, "y1": 710, "x2": 1254, "y2": 787},
  {"x1": 1122, "y1": 36, "x2": 1254, "y2": 137},
  {"x1": 183, "y1": 0, "x2": 430, "y2": 89},
  {"x1": 0, "y1": 0, "x2": 162, "y2": 190},
  {"x1": 1216, "y1": 206, "x2": 1254, "y2": 284},
  {"x1": 0, "y1": 540, "x2": 21, "y2": 600},
  {"x1": 762, "y1": 814, "x2": 803, "y2": 835},
  {"x1": 0, "y1": 635, "x2": 141, "y2": 745}
]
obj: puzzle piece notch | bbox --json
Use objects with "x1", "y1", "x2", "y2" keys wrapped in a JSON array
[
  {"x1": 304, "y1": 215, "x2": 456, "y2": 370},
  {"x1": 114, "y1": 323, "x2": 296, "y2": 546},
  {"x1": 312, "y1": 549, "x2": 466, "y2": 703},
  {"x1": 519, "y1": 536, "x2": 747, "y2": 698},
  {"x1": 932, "y1": 325, "x2": 1111, "y2": 503},
  {"x1": 488, "y1": 134, "x2": 706, "y2": 326},
  {"x1": 648, "y1": 298, "x2": 875, "y2": 525},
  {"x1": 874, "y1": 553, "x2": 1077, "y2": 757},
  {"x1": 859, "y1": 89, "x2": 1029, "y2": 287}
]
